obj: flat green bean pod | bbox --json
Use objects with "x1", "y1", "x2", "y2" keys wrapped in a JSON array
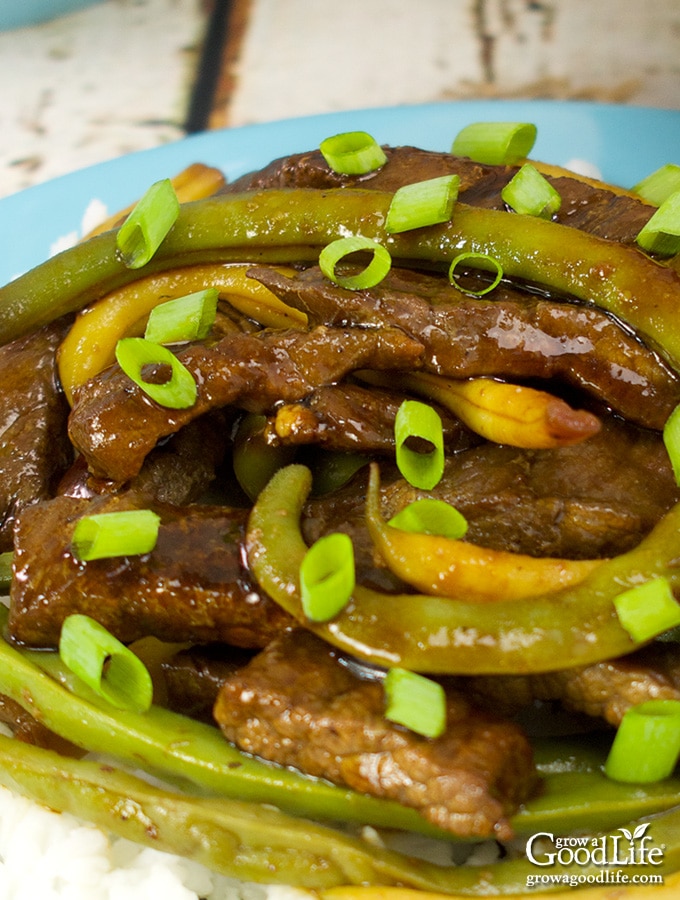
[
  {"x1": 4, "y1": 734, "x2": 680, "y2": 894},
  {"x1": 246, "y1": 464, "x2": 680, "y2": 675},
  {"x1": 1, "y1": 189, "x2": 680, "y2": 369}
]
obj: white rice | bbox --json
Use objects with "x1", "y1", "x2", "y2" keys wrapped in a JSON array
[{"x1": 0, "y1": 733, "x2": 311, "y2": 900}]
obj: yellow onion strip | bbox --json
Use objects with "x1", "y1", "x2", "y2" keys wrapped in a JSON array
[
  {"x1": 57, "y1": 264, "x2": 306, "y2": 403},
  {"x1": 366, "y1": 464, "x2": 602, "y2": 602},
  {"x1": 83, "y1": 164, "x2": 227, "y2": 239},
  {"x1": 360, "y1": 370, "x2": 600, "y2": 449}
]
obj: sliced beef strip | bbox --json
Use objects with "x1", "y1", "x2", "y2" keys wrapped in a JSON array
[
  {"x1": 303, "y1": 415, "x2": 679, "y2": 562},
  {"x1": 225, "y1": 146, "x2": 655, "y2": 245},
  {"x1": 271, "y1": 382, "x2": 479, "y2": 454},
  {"x1": 7, "y1": 492, "x2": 294, "y2": 649},
  {"x1": 161, "y1": 644, "x2": 257, "y2": 723},
  {"x1": 68, "y1": 325, "x2": 423, "y2": 483},
  {"x1": 249, "y1": 266, "x2": 680, "y2": 431},
  {"x1": 0, "y1": 692, "x2": 80, "y2": 755},
  {"x1": 16, "y1": 409, "x2": 675, "y2": 649},
  {"x1": 457, "y1": 642, "x2": 680, "y2": 728},
  {"x1": 58, "y1": 411, "x2": 232, "y2": 505},
  {"x1": 0, "y1": 318, "x2": 73, "y2": 551},
  {"x1": 213, "y1": 629, "x2": 536, "y2": 841}
]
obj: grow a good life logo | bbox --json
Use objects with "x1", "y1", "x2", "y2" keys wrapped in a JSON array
[{"x1": 525, "y1": 822, "x2": 667, "y2": 889}]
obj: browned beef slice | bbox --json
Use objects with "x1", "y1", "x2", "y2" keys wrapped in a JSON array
[
  {"x1": 0, "y1": 319, "x2": 72, "y2": 550},
  {"x1": 161, "y1": 644, "x2": 257, "y2": 722},
  {"x1": 68, "y1": 325, "x2": 423, "y2": 483},
  {"x1": 249, "y1": 266, "x2": 680, "y2": 431},
  {"x1": 226, "y1": 146, "x2": 655, "y2": 244},
  {"x1": 214, "y1": 630, "x2": 536, "y2": 840},
  {"x1": 271, "y1": 383, "x2": 478, "y2": 454},
  {"x1": 8, "y1": 493, "x2": 294, "y2": 649},
  {"x1": 459, "y1": 643, "x2": 680, "y2": 727},
  {"x1": 0, "y1": 692, "x2": 79, "y2": 754},
  {"x1": 59, "y1": 412, "x2": 232, "y2": 504},
  {"x1": 303, "y1": 416, "x2": 679, "y2": 561}
]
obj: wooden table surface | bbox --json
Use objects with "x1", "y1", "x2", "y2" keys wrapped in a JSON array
[{"x1": 1, "y1": 0, "x2": 678, "y2": 199}]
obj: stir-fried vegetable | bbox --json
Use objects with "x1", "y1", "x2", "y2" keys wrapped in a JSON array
[
  {"x1": 2, "y1": 188, "x2": 680, "y2": 365},
  {"x1": 247, "y1": 463, "x2": 680, "y2": 674},
  {"x1": 1, "y1": 123, "x2": 680, "y2": 897}
]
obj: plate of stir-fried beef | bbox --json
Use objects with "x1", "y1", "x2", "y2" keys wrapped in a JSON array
[{"x1": 0, "y1": 101, "x2": 680, "y2": 898}]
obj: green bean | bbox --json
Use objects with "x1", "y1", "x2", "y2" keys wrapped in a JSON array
[
  {"x1": 4, "y1": 733, "x2": 680, "y2": 894},
  {"x1": 5, "y1": 603, "x2": 680, "y2": 840},
  {"x1": 7, "y1": 605, "x2": 680, "y2": 892},
  {"x1": 515, "y1": 735, "x2": 680, "y2": 836},
  {"x1": 246, "y1": 464, "x2": 680, "y2": 674},
  {"x1": 0, "y1": 733, "x2": 447, "y2": 890},
  {"x1": 2, "y1": 190, "x2": 680, "y2": 368},
  {"x1": 232, "y1": 413, "x2": 296, "y2": 501},
  {"x1": 0, "y1": 606, "x2": 446, "y2": 839}
]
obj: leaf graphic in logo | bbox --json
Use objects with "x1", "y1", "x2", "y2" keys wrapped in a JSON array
[
  {"x1": 619, "y1": 828, "x2": 634, "y2": 841},
  {"x1": 633, "y1": 823, "x2": 651, "y2": 839}
]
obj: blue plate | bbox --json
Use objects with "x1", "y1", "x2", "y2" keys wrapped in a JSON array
[
  {"x1": 1, "y1": 100, "x2": 678, "y2": 285},
  {"x1": 0, "y1": 0, "x2": 103, "y2": 30}
]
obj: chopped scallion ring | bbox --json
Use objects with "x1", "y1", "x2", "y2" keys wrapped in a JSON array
[
  {"x1": 385, "y1": 175, "x2": 460, "y2": 234},
  {"x1": 116, "y1": 178, "x2": 180, "y2": 269},
  {"x1": 388, "y1": 498, "x2": 468, "y2": 539},
  {"x1": 71, "y1": 509, "x2": 161, "y2": 561},
  {"x1": 300, "y1": 532, "x2": 355, "y2": 622},
  {"x1": 613, "y1": 576, "x2": 680, "y2": 643},
  {"x1": 451, "y1": 122, "x2": 537, "y2": 166},
  {"x1": 633, "y1": 164, "x2": 680, "y2": 207},
  {"x1": 636, "y1": 190, "x2": 680, "y2": 257},
  {"x1": 319, "y1": 236, "x2": 391, "y2": 290},
  {"x1": 501, "y1": 163, "x2": 562, "y2": 219},
  {"x1": 144, "y1": 288, "x2": 219, "y2": 344},
  {"x1": 448, "y1": 252, "x2": 503, "y2": 296},
  {"x1": 605, "y1": 699, "x2": 680, "y2": 783},
  {"x1": 394, "y1": 400, "x2": 445, "y2": 490},
  {"x1": 115, "y1": 337, "x2": 197, "y2": 409},
  {"x1": 384, "y1": 667, "x2": 447, "y2": 738},
  {"x1": 319, "y1": 131, "x2": 387, "y2": 175},
  {"x1": 59, "y1": 613, "x2": 154, "y2": 713},
  {"x1": 663, "y1": 403, "x2": 680, "y2": 485}
]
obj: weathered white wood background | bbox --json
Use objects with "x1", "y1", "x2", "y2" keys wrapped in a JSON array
[{"x1": 1, "y1": 0, "x2": 678, "y2": 198}]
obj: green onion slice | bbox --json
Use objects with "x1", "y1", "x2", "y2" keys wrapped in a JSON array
[
  {"x1": 385, "y1": 175, "x2": 460, "y2": 234},
  {"x1": 632, "y1": 164, "x2": 680, "y2": 207},
  {"x1": 115, "y1": 337, "x2": 197, "y2": 409},
  {"x1": 319, "y1": 131, "x2": 387, "y2": 175},
  {"x1": 448, "y1": 252, "x2": 503, "y2": 296},
  {"x1": 116, "y1": 178, "x2": 180, "y2": 269},
  {"x1": 663, "y1": 403, "x2": 680, "y2": 485},
  {"x1": 144, "y1": 288, "x2": 218, "y2": 345},
  {"x1": 71, "y1": 509, "x2": 161, "y2": 561},
  {"x1": 451, "y1": 122, "x2": 537, "y2": 166},
  {"x1": 501, "y1": 163, "x2": 562, "y2": 219},
  {"x1": 613, "y1": 576, "x2": 680, "y2": 643},
  {"x1": 300, "y1": 532, "x2": 355, "y2": 622},
  {"x1": 605, "y1": 699, "x2": 680, "y2": 783},
  {"x1": 394, "y1": 400, "x2": 445, "y2": 490},
  {"x1": 384, "y1": 667, "x2": 447, "y2": 739},
  {"x1": 636, "y1": 190, "x2": 680, "y2": 257},
  {"x1": 319, "y1": 236, "x2": 391, "y2": 290},
  {"x1": 388, "y1": 498, "x2": 468, "y2": 539},
  {"x1": 59, "y1": 613, "x2": 153, "y2": 713}
]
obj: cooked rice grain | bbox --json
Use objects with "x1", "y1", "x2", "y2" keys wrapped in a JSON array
[{"x1": 0, "y1": 784, "x2": 311, "y2": 900}]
